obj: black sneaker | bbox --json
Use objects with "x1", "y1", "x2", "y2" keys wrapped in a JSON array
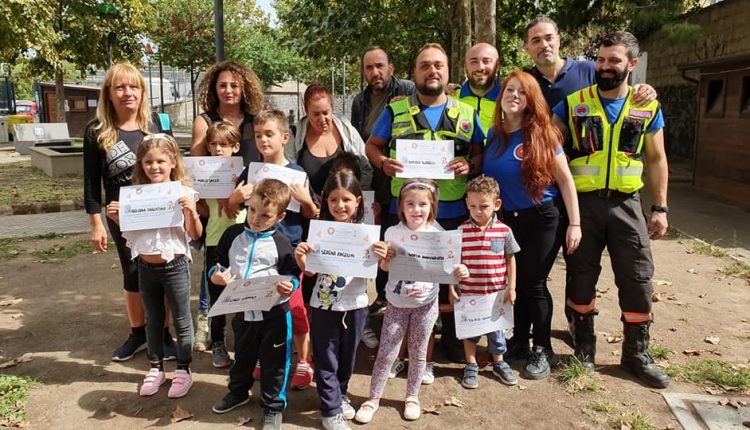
[
  {"x1": 112, "y1": 333, "x2": 147, "y2": 361},
  {"x1": 212, "y1": 392, "x2": 250, "y2": 414},
  {"x1": 504, "y1": 337, "x2": 531, "y2": 362},
  {"x1": 368, "y1": 298, "x2": 387, "y2": 316},
  {"x1": 523, "y1": 345, "x2": 554, "y2": 380},
  {"x1": 262, "y1": 409, "x2": 283, "y2": 430},
  {"x1": 164, "y1": 335, "x2": 177, "y2": 361}
]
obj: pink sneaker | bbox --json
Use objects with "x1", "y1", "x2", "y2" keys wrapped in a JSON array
[
  {"x1": 168, "y1": 369, "x2": 193, "y2": 398},
  {"x1": 252, "y1": 362, "x2": 261, "y2": 379},
  {"x1": 291, "y1": 361, "x2": 314, "y2": 390},
  {"x1": 139, "y1": 368, "x2": 166, "y2": 397}
]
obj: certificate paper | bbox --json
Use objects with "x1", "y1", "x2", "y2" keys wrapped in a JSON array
[
  {"x1": 454, "y1": 291, "x2": 514, "y2": 339},
  {"x1": 306, "y1": 220, "x2": 380, "y2": 278},
  {"x1": 389, "y1": 230, "x2": 461, "y2": 284},
  {"x1": 207, "y1": 275, "x2": 288, "y2": 317},
  {"x1": 118, "y1": 181, "x2": 184, "y2": 232},
  {"x1": 245, "y1": 162, "x2": 308, "y2": 212},
  {"x1": 362, "y1": 190, "x2": 375, "y2": 225},
  {"x1": 395, "y1": 139, "x2": 455, "y2": 180},
  {"x1": 185, "y1": 156, "x2": 243, "y2": 198}
]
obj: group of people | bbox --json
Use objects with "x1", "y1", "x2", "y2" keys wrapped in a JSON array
[{"x1": 83, "y1": 15, "x2": 670, "y2": 430}]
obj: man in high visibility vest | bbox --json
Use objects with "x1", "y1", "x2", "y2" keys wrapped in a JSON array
[
  {"x1": 451, "y1": 42, "x2": 500, "y2": 134},
  {"x1": 365, "y1": 43, "x2": 485, "y2": 363},
  {"x1": 552, "y1": 31, "x2": 669, "y2": 389}
]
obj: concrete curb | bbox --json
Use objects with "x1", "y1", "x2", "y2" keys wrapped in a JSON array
[{"x1": 0, "y1": 200, "x2": 84, "y2": 216}]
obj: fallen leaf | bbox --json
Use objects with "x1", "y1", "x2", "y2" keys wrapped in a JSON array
[
  {"x1": 669, "y1": 327, "x2": 678, "y2": 332},
  {"x1": 612, "y1": 351, "x2": 621, "y2": 356},
  {"x1": 171, "y1": 406, "x2": 193, "y2": 423},
  {"x1": 0, "y1": 353, "x2": 33, "y2": 369},
  {"x1": 704, "y1": 336, "x2": 721, "y2": 345},
  {"x1": 687, "y1": 268, "x2": 697, "y2": 274},
  {"x1": 654, "y1": 279, "x2": 673, "y2": 286},
  {"x1": 719, "y1": 398, "x2": 730, "y2": 406},
  {"x1": 606, "y1": 335, "x2": 623, "y2": 344},
  {"x1": 683, "y1": 349, "x2": 702, "y2": 356},
  {"x1": 517, "y1": 384, "x2": 528, "y2": 390},
  {"x1": 0, "y1": 298, "x2": 22, "y2": 307},
  {"x1": 422, "y1": 404, "x2": 442, "y2": 415},
  {"x1": 444, "y1": 396, "x2": 465, "y2": 408},
  {"x1": 652, "y1": 292, "x2": 668, "y2": 302},
  {"x1": 705, "y1": 386, "x2": 724, "y2": 395},
  {"x1": 11, "y1": 313, "x2": 23, "y2": 320},
  {"x1": 597, "y1": 287, "x2": 610, "y2": 294},
  {"x1": 236, "y1": 416, "x2": 253, "y2": 426}
]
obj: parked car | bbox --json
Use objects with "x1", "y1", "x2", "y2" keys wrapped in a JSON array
[{"x1": 15, "y1": 100, "x2": 37, "y2": 119}]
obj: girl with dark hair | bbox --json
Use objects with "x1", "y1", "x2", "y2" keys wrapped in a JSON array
[{"x1": 482, "y1": 70, "x2": 581, "y2": 380}]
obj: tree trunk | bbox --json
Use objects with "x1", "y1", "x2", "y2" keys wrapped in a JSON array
[
  {"x1": 474, "y1": 0, "x2": 496, "y2": 45},
  {"x1": 55, "y1": 67, "x2": 66, "y2": 122},
  {"x1": 451, "y1": 0, "x2": 472, "y2": 84}
]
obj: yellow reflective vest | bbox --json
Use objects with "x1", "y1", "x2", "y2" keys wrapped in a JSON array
[
  {"x1": 565, "y1": 85, "x2": 659, "y2": 193},
  {"x1": 388, "y1": 95, "x2": 476, "y2": 201},
  {"x1": 451, "y1": 81, "x2": 499, "y2": 136}
]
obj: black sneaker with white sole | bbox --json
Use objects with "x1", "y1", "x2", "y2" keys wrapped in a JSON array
[
  {"x1": 112, "y1": 333, "x2": 147, "y2": 362},
  {"x1": 212, "y1": 392, "x2": 250, "y2": 414}
]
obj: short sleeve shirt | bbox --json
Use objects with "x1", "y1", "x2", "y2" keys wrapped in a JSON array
[{"x1": 458, "y1": 216, "x2": 520, "y2": 295}]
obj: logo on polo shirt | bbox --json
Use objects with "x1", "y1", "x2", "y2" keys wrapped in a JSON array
[
  {"x1": 574, "y1": 103, "x2": 589, "y2": 117},
  {"x1": 513, "y1": 143, "x2": 524, "y2": 161}
]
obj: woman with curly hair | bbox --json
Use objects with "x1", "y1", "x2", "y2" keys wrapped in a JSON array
[
  {"x1": 482, "y1": 70, "x2": 581, "y2": 380},
  {"x1": 190, "y1": 60, "x2": 264, "y2": 164}
]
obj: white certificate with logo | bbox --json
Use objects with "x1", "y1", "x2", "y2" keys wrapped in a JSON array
[
  {"x1": 395, "y1": 139, "x2": 455, "y2": 180},
  {"x1": 454, "y1": 291, "x2": 514, "y2": 339},
  {"x1": 207, "y1": 275, "x2": 288, "y2": 317},
  {"x1": 306, "y1": 220, "x2": 380, "y2": 278},
  {"x1": 244, "y1": 162, "x2": 308, "y2": 212},
  {"x1": 185, "y1": 156, "x2": 243, "y2": 198},
  {"x1": 362, "y1": 190, "x2": 376, "y2": 225},
  {"x1": 118, "y1": 181, "x2": 184, "y2": 232},
  {"x1": 388, "y1": 230, "x2": 461, "y2": 284}
]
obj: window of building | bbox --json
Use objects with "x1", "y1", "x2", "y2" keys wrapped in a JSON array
[
  {"x1": 68, "y1": 96, "x2": 87, "y2": 113},
  {"x1": 705, "y1": 78, "x2": 725, "y2": 118}
]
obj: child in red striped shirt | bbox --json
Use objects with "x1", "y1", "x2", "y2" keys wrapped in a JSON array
[{"x1": 449, "y1": 175, "x2": 520, "y2": 389}]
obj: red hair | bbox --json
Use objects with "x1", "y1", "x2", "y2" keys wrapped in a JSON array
[
  {"x1": 303, "y1": 84, "x2": 334, "y2": 111},
  {"x1": 491, "y1": 70, "x2": 561, "y2": 202}
]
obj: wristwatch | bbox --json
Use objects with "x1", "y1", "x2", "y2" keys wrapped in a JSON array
[{"x1": 650, "y1": 204, "x2": 669, "y2": 214}]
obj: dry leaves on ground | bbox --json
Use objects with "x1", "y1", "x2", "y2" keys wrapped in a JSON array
[
  {"x1": 444, "y1": 396, "x2": 465, "y2": 408},
  {"x1": 236, "y1": 416, "x2": 253, "y2": 426},
  {"x1": 171, "y1": 406, "x2": 193, "y2": 423},
  {"x1": 704, "y1": 336, "x2": 721, "y2": 345},
  {"x1": 0, "y1": 353, "x2": 33, "y2": 369},
  {"x1": 0, "y1": 298, "x2": 22, "y2": 306}
]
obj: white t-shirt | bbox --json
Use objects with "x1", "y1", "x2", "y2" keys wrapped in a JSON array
[
  {"x1": 309, "y1": 273, "x2": 369, "y2": 312},
  {"x1": 384, "y1": 222, "x2": 441, "y2": 308},
  {"x1": 123, "y1": 185, "x2": 198, "y2": 262}
]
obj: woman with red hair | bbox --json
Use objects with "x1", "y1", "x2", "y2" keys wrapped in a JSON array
[{"x1": 482, "y1": 70, "x2": 581, "y2": 380}]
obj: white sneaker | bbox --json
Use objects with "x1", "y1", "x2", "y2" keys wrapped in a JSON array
[
  {"x1": 194, "y1": 314, "x2": 210, "y2": 352},
  {"x1": 389, "y1": 359, "x2": 407, "y2": 379},
  {"x1": 421, "y1": 361, "x2": 435, "y2": 385},
  {"x1": 361, "y1": 327, "x2": 379, "y2": 349},
  {"x1": 322, "y1": 414, "x2": 351, "y2": 430},
  {"x1": 341, "y1": 395, "x2": 356, "y2": 420}
]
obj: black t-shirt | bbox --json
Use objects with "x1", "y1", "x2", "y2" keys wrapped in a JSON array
[
  {"x1": 200, "y1": 111, "x2": 260, "y2": 165},
  {"x1": 297, "y1": 143, "x2": 342, "y2": 196}
]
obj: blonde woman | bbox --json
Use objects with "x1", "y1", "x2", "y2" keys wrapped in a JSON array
[{"x1": 83, "y1": 62, "x2": 173, "y2": 362}]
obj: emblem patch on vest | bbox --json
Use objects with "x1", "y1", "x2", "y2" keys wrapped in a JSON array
[
  {"x1": 459, "y1": 120, "x2": 471, "y2": 133},
  {"x1": 628, "y1": 109, "x2": 653, "y2": 119},
  {"x1": 574, "y1": 103, "x2": 589, "y2": 117}
]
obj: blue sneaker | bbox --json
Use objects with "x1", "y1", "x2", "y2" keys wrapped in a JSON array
[
  {"x1": 492, "y1": 360, "x2": 517, "y2": 385},
  {"x1": 461, "y1": 363, "x2": 479, "y2": 389}
]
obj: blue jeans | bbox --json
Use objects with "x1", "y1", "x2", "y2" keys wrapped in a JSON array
[
  {"x1": 466, "y1": 329, "x2": 507, "y2": 357},
  {"x1": 138, "y1": 256, "x2": 194, "y2": 366},
  {"x1": 198, "y1": 268, "x2": 209, "y2": 315}
]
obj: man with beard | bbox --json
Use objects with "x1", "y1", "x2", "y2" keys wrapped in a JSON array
[
  {"x1": 365, "y1": 43, "x2": 485, "y2": 363},
  {"x1": 451, "y1": 42, "x2": 501, "y2": 134},
  {"x1": 551, "y1": 31, "x2": 669, "y2": 389},
  {"x1": 351, "y1": 46, "x2": 416, "y2": 318},
  {"x1": 524, "y1": 16, "x2": 656, "y2": 109}
]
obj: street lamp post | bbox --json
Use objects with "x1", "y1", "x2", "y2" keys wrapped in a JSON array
[{"x1": 96, "y1": 2, "x2": 120, "y2": 67}]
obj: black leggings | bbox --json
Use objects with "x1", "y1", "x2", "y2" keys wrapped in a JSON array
[
  {"x1": 503, "y1": 199, "x2": 565, "y2": 348},
  {"x1": 107, "y1": 217, "x2": 139, "y2": 292}
]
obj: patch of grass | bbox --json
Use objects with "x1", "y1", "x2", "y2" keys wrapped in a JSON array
[
  {"x1": 0, "y1": 161, "x2": 83, "y2": 207},
  {"x1": 0, "y1": 238, "x2": 22, "y2": 259},
  {"x1": 0, "y1": 375, "x2": 38, "y2": 427},
  {"x1": 32, "y1": 232, "x2": 65, "y2": 240},
  {"x1": 666, "y1": 359, "x2": 750, "y2": 390},
  {"x1": 617, "y1": 411, "x2": 655, "y2": 430},
  {"x1": 648, "y1": 345, "x2": 673, "y2": 360},
  {"x1": 557, "y1": 356, "x2": 600, "y2": 394},
  {"x1": 691, "y1": 241, "x2": 727, "y2": 257},
  {"x1": 591, "y1": 400, "x2": 617, "y2": 413},
  {"x1": 30, "y1": 239, "x2": 91, "y2": 260},
  {"x1": 720, "y1": 261, "x2": 750, "y2": 281}
]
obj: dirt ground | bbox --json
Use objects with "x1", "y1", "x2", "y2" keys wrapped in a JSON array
[{"x1": 1, "y1": 232, "x2": 748, "y2": 429}]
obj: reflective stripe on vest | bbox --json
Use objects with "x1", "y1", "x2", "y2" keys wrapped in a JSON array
[
  {"x1": 388, "y1": 95, "x2": 476, "y2": 201},
  {"x1": 566, "y1": 85, "x2": 659, "y2": 193}
]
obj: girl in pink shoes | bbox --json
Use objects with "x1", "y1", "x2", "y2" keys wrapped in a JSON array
[
  {"x1": 355, "y1": 179, "x2": 466, "y2": 423},
  {"x1": 107, "y1": 134, "x2": 202, "y2": 398}
]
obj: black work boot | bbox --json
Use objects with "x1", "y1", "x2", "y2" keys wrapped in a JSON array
[
  {"x1": 571, "y1": 312, "x2": 596, "y2": 370},
  {"x1": 621, "y1": 323, "x2": 670, "y2": 388}
]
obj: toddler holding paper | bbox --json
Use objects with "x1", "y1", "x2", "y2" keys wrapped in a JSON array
[
  {"x1": 355, "y1": 178, "x2": 468, "y2": 424},
  {"x1": 228, "y1": 109, "x2": 317, "y2": 391},
  {"x1": 449, "y1": 175, "x2": 520, "y2": 390},
  {"x1": 192, "y1": 120, "x2": 245, "y2": 367},
  {"x1": 106, "y1": 134, "x2": 202, "y2": 398},
  {"x1": 210, "y1": 179, "x2": 300, "y2": 429},
  {"x1": 295, "y1": 171, "x2": 387, "y2": 430}
]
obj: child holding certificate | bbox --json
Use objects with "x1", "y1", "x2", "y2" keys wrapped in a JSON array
[
  {"x1": 210, "y1": 179, "x2": 300, "y2": 429},
  {"x1": 229, "y1": 109, "x2": 318, "y2": 391},
  {"x1": 193, "y1": 120, "x2": 245, "y2": 368},
  {"x1": 449, "y1": 175, "x2": 520, "y2": 390},
  {"x1": 106, "y1": 134, "x2": 203, "y2": 399},
  {"x1": 295, "y1": 171, "x2": 388, "y2": 430},
  {"x1": 355, "y1": 179, "x2": 467, "y2": 423}
]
